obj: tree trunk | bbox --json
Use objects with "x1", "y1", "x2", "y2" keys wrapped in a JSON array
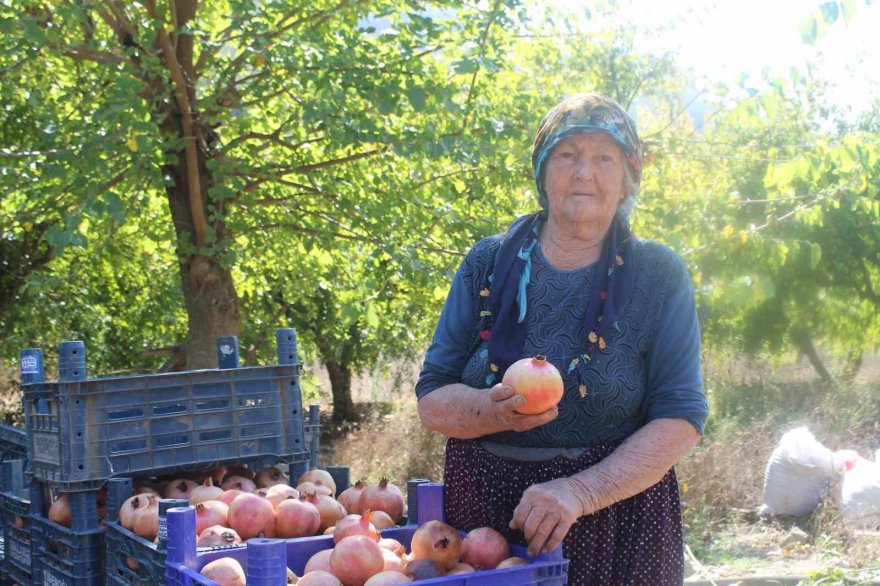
[
  {"x1": 325, "y1": 360, "x2": 355, "y2": 421},
  {"x1": 164, "y1": 162, "x2": 240, "y2": 370},
  {"x1": 791, "y1": 329, "x2": 834, "y2": 384}
]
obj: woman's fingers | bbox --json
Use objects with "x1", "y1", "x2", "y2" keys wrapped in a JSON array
[
  {"x1": 488, "y1": 384, "x2": 516, "y2": 402},
  {"x1": 542, "y1": 523, "x2": 571, "y2": 555},
  {"x1": 524, "y1": 509, "x2": 560, "y2": 556},
  {"x1": 509, "y1": 406, "x2": 558, "y2": 432}
]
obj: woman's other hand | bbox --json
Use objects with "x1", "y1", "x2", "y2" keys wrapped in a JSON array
[
  {"x1": 509, "y1": 477, "x2": 584, "y2": 556},
  {"x1": 489, "y1": 384, "x2": 558, "y2": 432}
]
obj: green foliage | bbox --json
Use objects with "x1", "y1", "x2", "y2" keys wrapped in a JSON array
[{"x1": 1, "y1": 0, "x2": 878, "y2": 397}]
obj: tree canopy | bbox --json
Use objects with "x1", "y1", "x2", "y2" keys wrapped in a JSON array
[{"x1": 2, "y1": 0, "x2": 878, "y2": 418}]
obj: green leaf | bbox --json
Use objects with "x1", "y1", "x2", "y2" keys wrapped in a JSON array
[
  {"x1": 365, "y1": 302, "x2": 379, "y2": 328},
  {"x1": 46, "y1": 226, "x2": 72, "y2": 253},
  {"x1": 105, "y1": 193, "x2": 126, "y2": 224},
  {"x1": 799, "y1": 17, "x2": 819, "y2": 43},
  {"x1": 819, "y1": 1, "x2": 840, "y2": 23},
  {"x1": 453, "y1": 58, "x2": 478, "y2": 74},
  {"x1": 840, "y1": 0, "x2": 860, "y2": 25},
  {"x1": 810, "y1": 243, "x2": 822, "y2": 269},
  {"x1": 406, "y1": 86, "x2": 426, "y2": 112},
  {"x1": 340, "y1": 303, "x2": 359, "y2": 324}
]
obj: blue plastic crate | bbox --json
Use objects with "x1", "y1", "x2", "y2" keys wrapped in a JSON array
[
  {"x1": 0, "y1": 424, "x2": 27, "y2": 464},
  {"x1": 0, "y1": 460, "x2": 33, "y2": 586},
  {"x1": 22, "y1": 331, "x2": 309, "y2": 491},
  {"x1": 31, "y1": 512, "x2": 104, "y2": 586},
  {"x1": 164, "y1": 483, "x2": 569, "y2": 586},
  {"x1": 303, "y1": 405, "x2": 321, "y2": 470}
]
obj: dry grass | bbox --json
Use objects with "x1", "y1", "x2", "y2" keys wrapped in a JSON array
[{"x1": 326, "y1": 396, "x2": 446, "y2": 488}]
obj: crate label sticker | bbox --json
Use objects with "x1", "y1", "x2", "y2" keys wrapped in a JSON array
[
  {"x1": 158, "y1": 516, "x2": 168, "y2": 541},
  {"x1": 21, "y1": 355, "x2": 39, "y2": 375},
  {"x1": 33, "y1": 431, "x2": 61, "y2": 465},
  {"x1": 10, "y1": 540, "x2": 31, "y2": 568},
  {"x1": 219, "y1": 344, "x2": 235, "y2": 356}
]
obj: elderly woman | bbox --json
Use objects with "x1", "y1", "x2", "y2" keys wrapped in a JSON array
[{"x1": 415, "y1": 94, "x2": 709, "y2": 585}]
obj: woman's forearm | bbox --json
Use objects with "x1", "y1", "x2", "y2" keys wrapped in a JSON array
[
  {"x1": 417, "y1": 384, "x2": 508, "y2": 439},
  {"x1": 418, "y1": 383, "x2": 559, "y2": 439},
  {"x1": 568, "y1": 418, "x2": 701, "y2": 515}
]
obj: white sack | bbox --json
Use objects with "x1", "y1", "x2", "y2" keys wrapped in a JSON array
[{"x1": 760, "y1": 427, "x2": 834, "y2": 517}]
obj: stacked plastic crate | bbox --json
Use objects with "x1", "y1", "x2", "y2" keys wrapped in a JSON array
[
  {"x1": 0, "y1": 459, "x2": 32, "y2": 586},
  {"x1": 16, "y1": 328, "x2": 316, "y2": 586}
]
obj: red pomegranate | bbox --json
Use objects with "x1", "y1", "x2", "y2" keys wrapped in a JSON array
[
  {"x1": 255, "y1": 466, "x2": 289, "y2": 488},
  {"x1": 194, "y1": 501, "x2": 229, "y2": 536},
  {"x1": 200, "y1": 557, "x2": 246, "y2": 586},
  {"x1": 363, "y1": 571, "x2": 411, "y2": 586},
  {"x1": 337, "y1": 480, "x2": 367, "y2": 514},
  {"x1": 190, "y1": 477, "x2": 224, "y2": 505},
  {"x1": 358, "y1": 479, "x2": 404, "y2": 523},
  {"x1": 460, "y1": 526, "x2": 509, "y2": 569},
  {"x1": 275, "y1": 497, "x2": 321, "y2": 538},
  {"x1": 197, "y1": 525, "x2": 242, "y2": 547},
  {"x1": 266, "y1": 484, "x2": 299, "y2": 506},
  {"x1": 298, "y1": 469, "x2": 337, "y2": 495},
  {"x1": 298, "y1": 571, "x2": 342, "y2": 586},
  {"x1": 334, "y1": 512, "x2": 380, "y2": 543},
  {"x1": 497, "y1": 557, "x2": 529, "y2": 568},
  {"x1": 227, "y1": 492, "x2": 275, "y2": 539},
  {"x1": 330, "y1": 535, "x2": 384, "y2": 586},
  {"x1": 304, "y1": 549, "x2": 333, "y2": 574},
  {"x1": 410, "y1": 520, "x2": 462, "y2": 571},
  {"x1": 501, "y1": 355, "x2": 563, "y2": 414}
]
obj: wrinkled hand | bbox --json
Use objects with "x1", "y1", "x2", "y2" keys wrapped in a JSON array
[
  {"x1": 489, "y1": 384, "x2": 558, "y2": 433},
  {"x1": 509, "y1": 478, "x2": 584, "y2": 556}
]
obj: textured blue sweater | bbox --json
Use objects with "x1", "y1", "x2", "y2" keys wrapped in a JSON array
[{"x1": 416, "y1": 234, "x2": 709, "y2": 448}]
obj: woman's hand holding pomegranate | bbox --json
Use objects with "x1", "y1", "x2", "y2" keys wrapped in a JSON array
[
  {"x1": 417, "y1": 381, "x2": 558, "y2": 439},
  {"x1": 508, "y1": 477, "x2": 586, "y2": 557},
  {"x1": 488, "y1": 384, "x2": 559, "y2": 432}
]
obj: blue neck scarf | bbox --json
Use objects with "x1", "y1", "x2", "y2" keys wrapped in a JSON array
[{"x1": 484, "y1": 212, "x2": 635, "y2": 378}]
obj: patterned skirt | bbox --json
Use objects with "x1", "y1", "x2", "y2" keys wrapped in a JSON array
[{"x1": 443, "y1": 438, "x2": 684, "y2": 586}]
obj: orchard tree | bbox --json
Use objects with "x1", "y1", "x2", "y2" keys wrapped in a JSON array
[{"x1": 0, "y1": 0, "x2": 532, "y2": 418}]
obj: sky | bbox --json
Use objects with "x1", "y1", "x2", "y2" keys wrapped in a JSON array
[{"x1": 616, "y1": 0, "x2": 880, "y2": 113}]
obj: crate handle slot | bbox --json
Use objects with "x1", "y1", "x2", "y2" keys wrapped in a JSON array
[
  {"x1": 195, "y1": 399, "x2": 230, "y2": 411},
  {"x1": 110, "y1": 439, "x2": 148, "y2": 453},
  {"x1": 240, "y1": 426, "x2": 275, "y2": 439},
  {"x1": 107, "y1": 407, "x2": 146, "y2": 421},
  {"x1": 152, "y1": 403, "x2": 188, "y2": 417},
  {"x1": 154, "y1": 434, "x2": 191, "y2": 448},
  {"x1": 239, "y1": 396, "x2": 270, "y2": 407},
  {"x1": 199, "y1": 429, "x2": 233, "y2": 442}
]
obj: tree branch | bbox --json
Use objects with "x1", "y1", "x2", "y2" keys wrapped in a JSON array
[
  {"x1": 257, "y1": 223, "x2": 464, "y2": 257},
  {"x1": 461, "y1": 0, "x2": 501, "y2": 133},
  {"x1": 223, "y1": 132, "x2": 325, "y2": 154},
  {"x1": 641, "y1": 88, "x2": 708, "y2": 141},
  {"x1": 622, "y1": 52, "x2": 672, "y2": 110},
  {"x1": 58, "y1": 43, "x2": 123, "y2": 64},
  {"x1": 145, "y1": 0, "x2": 207, "y2": 246}
]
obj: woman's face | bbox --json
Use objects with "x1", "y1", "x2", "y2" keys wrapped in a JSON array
[{"x1": 543, "y1": 132, "x2": 626, "y2": 238}]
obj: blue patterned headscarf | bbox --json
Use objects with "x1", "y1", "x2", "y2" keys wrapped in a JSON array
[{"x1": 482, "y1": 94, "x2": 643, "y2": 381}]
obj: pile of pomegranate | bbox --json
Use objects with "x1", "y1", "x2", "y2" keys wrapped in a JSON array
[
  {"x1": 116, "y1": 466, "x2": 406, "y2": 548},
  {"x1": 200, "y1": 520, "x2": 528, "y2": 586}
]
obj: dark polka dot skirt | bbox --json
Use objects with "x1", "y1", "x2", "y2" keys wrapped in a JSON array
[{"x1": 443, "y1": 438, "x2": 684, "y2": 586}]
